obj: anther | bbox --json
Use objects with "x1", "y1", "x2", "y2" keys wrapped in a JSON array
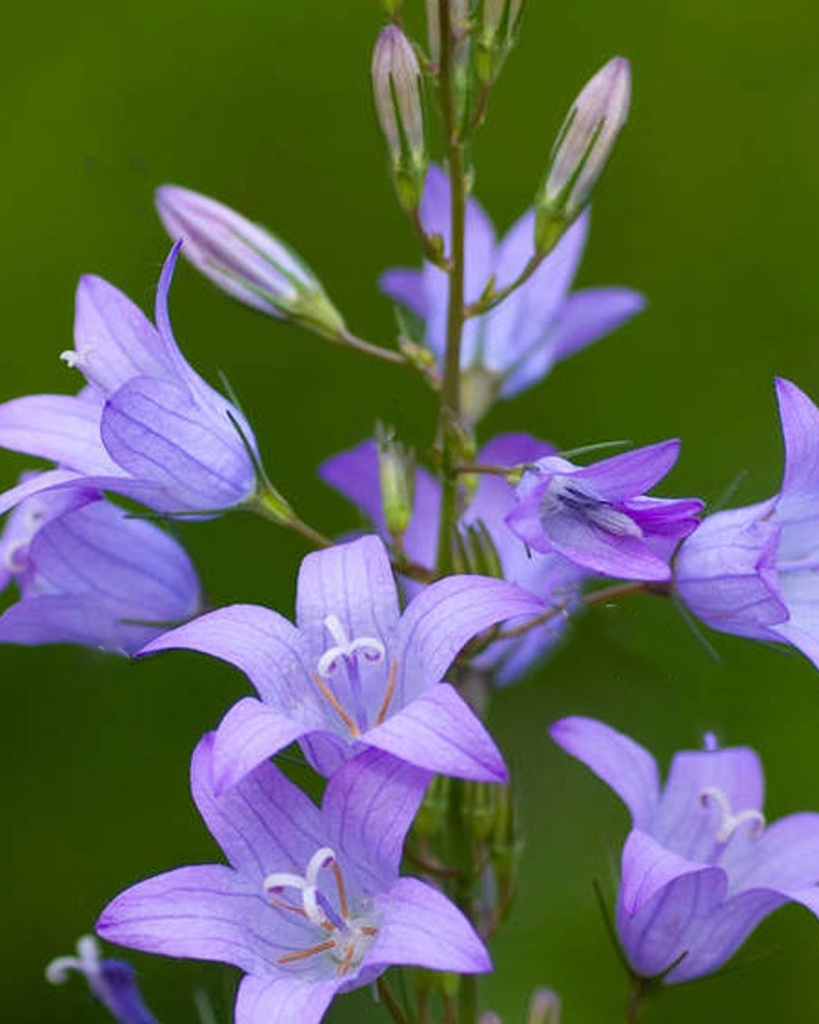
[{"x1": 540, "y1": 476, "x2": 642, "y2": 538}]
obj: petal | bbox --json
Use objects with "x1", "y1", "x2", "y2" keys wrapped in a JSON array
[
  {"x1": 73, "y1": 275, "x2": 175, "y2": 394},
  {"x1": 466, "y1": 433, "x2": 555, "y2": 534},
  {"x1": 101, "y1": 376, "x2": 256, "y2": 511},
  {"x1": 0, "y1": 393, "x2": 119, "y2": 475},
  {"x1": 295, "y1": 535, "x2": 401, "y2": 661},
  {"x1": 235, "y1": 975, "x2": 341, "y2": 1024},
  {"x1": 675, "y1": 501, "x2": 787, "y2": 640},
  {"x1": 212, "y1": 698, "x2": 317, "y2": 794},
  {"x1": 720, "y1": 812, "x2": 819, "y2": 891},
  {"x1": 396, "y1": 574, "x2": 545, "y2": 702},
  {"x1": 615, "y1": 855, "x2": 727, "y2": 980},
  {"x1": 0, "y1": 595, "x2": 135, "y2": 652},
  {"x1": 653, "y1": 745, "x2": 764, "y2": 862},
  {"x1": 548, "y1": 716, "x2": 659, "y2": 828},
  {"x1": 190, "y1": 733, "x2": 325, "y2": 881},
  {"x1": 364, "y1": 683, "x2": 507, "y2": 782},
  {"x1": 322, "y1": 748, "x2": 431, "y2": 891},
  {"x1": 543, "y1": 286, "x2": 645, "y2": 364},
  {"x1": 379, "y1": 268, "x2": 428, "y2": 319},
  {"x1": 0, "y1": 468, "x2": 95, "y2": 519},
  {"x1": 533, "y1": 506, "x2": 674, "y2": 581},
  {"x1": 367, "y1": 877, "x2": 491, "y2": 974},
  {"x1": 776, "y1": 377, "x2": 819, "y2": 507},
  {"x1": 620, "y1": 829, "x2": 717, "y2": 917},
  {"x1": 577, "y1": 440, "x2": 681, "y2": 500},
  {"x1": 139, "y1": 604, "x2": 315, "y2": 710},
  {"x1": 318, "y1": 441, "x2": 386, "y2": 531},
  {"x1": 662, "y1": 887, "x2": 787, "y2": 983},
  {"x1": 96, "y1": 864, "x2": 283, "y2": 976}
]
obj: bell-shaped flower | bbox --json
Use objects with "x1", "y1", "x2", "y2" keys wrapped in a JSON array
[
  {"x1": 507, "y1": 440, "x2": 703, "y2": 581},
  {"x1": 675, "y1": 378, "x2": 819, "y2": 669},
  {"x1": 381, "y1": 165, "x2": 644, "y2": 417},
  {"x1": 47, "y1": 935, "x2": 160, "y2": 1024},
  {"x1": 320, "y1": 434, "x2": 584, "y2": 685},
  {"x1": 0, "y1": 243, "x2": 262, "y2": 516},
  {"x1": 140, "y1": 534, "x2": 544, "y2": 787},
  {"x1": 0, "y1": 477, "x2": 201, "y2": 654},
  {"x1": 97, "y1": 738, "x2": 490, "y2": 1024},
  {"x1": 550, "y1": 715, "x2": 819, "y2": 983}
]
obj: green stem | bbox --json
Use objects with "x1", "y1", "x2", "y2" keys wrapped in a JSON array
[
  {"x1": 377, "y1": 977, "x2": 411, "y2": 1024},
  {"x1": 435, "y1": 0, "x2": 468, "y2": 576},
  {"x1": 337, "y1": 328, "x2": 408, "y2": 365}
]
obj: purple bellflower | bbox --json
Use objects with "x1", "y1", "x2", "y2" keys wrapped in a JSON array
[
  {"x1": 320, "y1": 434, "x2": 584, "y2": 684},
  {"x1": 507, "y1": 440, "x2": 703, "y2": 581},
  {"x1": 47, "y1": 935, "x2": 160, "y2": 1024},
  {"x1": 0, "y1": 477, "x2": 201, "y2": 654},
  {"x1": 140, "y1": 534, "x2": 544, "y2": 787},
  {"x1": 0, "y1": 243, "x2": 262, "y2": 517},
  {"x1": 98, "y1": 738, "x2": 490, "y2": 1024},
  {"x1": 381, "y1": 165, "x2": 644, "y2": 418},
  {"x1": 550, "y1": 716, "x2": 819, "y2": 983},
  {"x1": 675, "y1": 377, "x2": 819, "y2": 669}
]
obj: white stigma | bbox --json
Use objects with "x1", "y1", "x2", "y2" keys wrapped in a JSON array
[
  {"x1": 46, "y1": 935, "x2": 102, "y2": 985},
  {"x1": 264, "y1": 846, "x2": 379, "y2": 976},
  {"x1": 60, "y1": 347, "x2": 92, "y2": 370},
  {"x1": 316, "y1": 614, "x2": 386, "y2": 678},
  {"x1": 540, "y1": 475, "x2": 643, "y2": 538},
  {"x1": 699, "y1": 786, "x2": 765, "y2": 844}
]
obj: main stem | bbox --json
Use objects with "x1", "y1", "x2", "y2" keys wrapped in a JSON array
[{"x1": 436, "y1": 0, "x2": 468, "y2": 577}]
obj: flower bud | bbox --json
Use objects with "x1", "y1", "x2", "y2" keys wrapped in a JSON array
[
  {"x1": 155, "y1": 185, "x2": 347, "y2": 339},
  {"x1": 426, "y1": 0, "x2": 470, "y2": 63},
  {"x1": 475, "y1": 0, "x2": 526, "y2": 86},
  {"x1": 372, "y1": 26, "x2": 428, "y2": 211},
  {"x1": 375, "y1": 423, "x2": 416, "y2": 538},
  {"x1": 527, "y1": 989, "x2": 562, "y2": 1024},
  {"x1": 535, "y1": 57, "x2": 631, "y2": 249}
]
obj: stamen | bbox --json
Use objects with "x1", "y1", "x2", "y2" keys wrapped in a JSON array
[
  {"x1": 540, "y1": 476, "x2": 643, "y2": 538},
  {"x1": 700, "y1": 786, "x2": 765, "y2": 843},
  {"x1": 331, "y1": 860, "x2": 350, "y2": 920},
  {"x1": 277, "y1": 939, "x2": 337, "y2": 965},
  {"x1": 337, "y1": 942, "x2": 356, "y2": 977},
  {"x1": 375, "y1": 660, "x2": 398, "y2": 726},
  {"x1": 310, "y1": 672, "x2": 361, "y2": 738}
]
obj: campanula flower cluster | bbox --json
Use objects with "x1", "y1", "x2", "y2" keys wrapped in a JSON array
[{"x1": 5, "y1": 4, "x2": 819, "y2": 1024}]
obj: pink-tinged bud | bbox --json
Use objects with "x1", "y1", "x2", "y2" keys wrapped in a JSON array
[
  {"x1": 527, "y1": 989, "x2": 562, "y2": 1024},
  {"x1": 155, "y1": 186, "x2": 346, "y2": 339},
  {"x1": 536, "y1": 57, "x2": 631, "y2": 248},
  {"x1": 372, "y1": 26, "x2": 427, "y2": 209}
]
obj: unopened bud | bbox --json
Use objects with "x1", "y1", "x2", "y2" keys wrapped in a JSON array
[
  {"x1": 380, "y1": 0, "x2": 403, "y2": 16},
  {"x1": 372, "y1": 26, "x2": 428, "y2": 211},
  {"x1": 527, "y1": 989, "x2": 562, "y2": 1024},
  {"x1": 426, "y1": 0, "x2": 470, "y2": 63},
  {"x1": 375, "y1": 423, "x2": 416, "y2": 538},
  {"x1": 476, "y1": 0, "x2": 526, "y2": 86},
  {"x1": 155, "y1": 186, "x2": 347, "y2": 339},
  {"x1": 535, "y1": 57, "x2": 631, "y2": 248}
]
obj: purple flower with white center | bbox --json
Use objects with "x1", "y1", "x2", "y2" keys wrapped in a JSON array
[
  {"x1": 97, "y1": 738, "x2": 490, "y2": 1024},
  {"x1": 320, "y1": 434, "x2": 585, "y2": 684},
  {"x1": 140, "y1": 534, "x2": 543, "y2": 787},
  {"x1": 0, "y1": 243, "x2": 262, "y2": 517},
  {"x1": 0, "y1": 477, "x2": 201, "y2": 654},
  {"x1": 155, "y1": 187, "x2": 347, "y2": 339},
  {"x1": 381, "y1": 165, "x2": 644, "y2": 418},
  {"x1": 676, "y1": 378, "x2": 819, "y2": 669},
  {"x1": 47, "y1": 935, "x2": 160, "y2": 1024},
  {"x1": 507, "y1": 440, "x2": 703, "y2": 581},
  {"x1": 550, "y1": 716, "x2": 819, "y2": 983}
]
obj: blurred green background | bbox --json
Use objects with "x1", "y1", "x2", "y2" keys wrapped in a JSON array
[{"x1": 4, "y1": 1, "x2": 819, "y2": 1021}]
